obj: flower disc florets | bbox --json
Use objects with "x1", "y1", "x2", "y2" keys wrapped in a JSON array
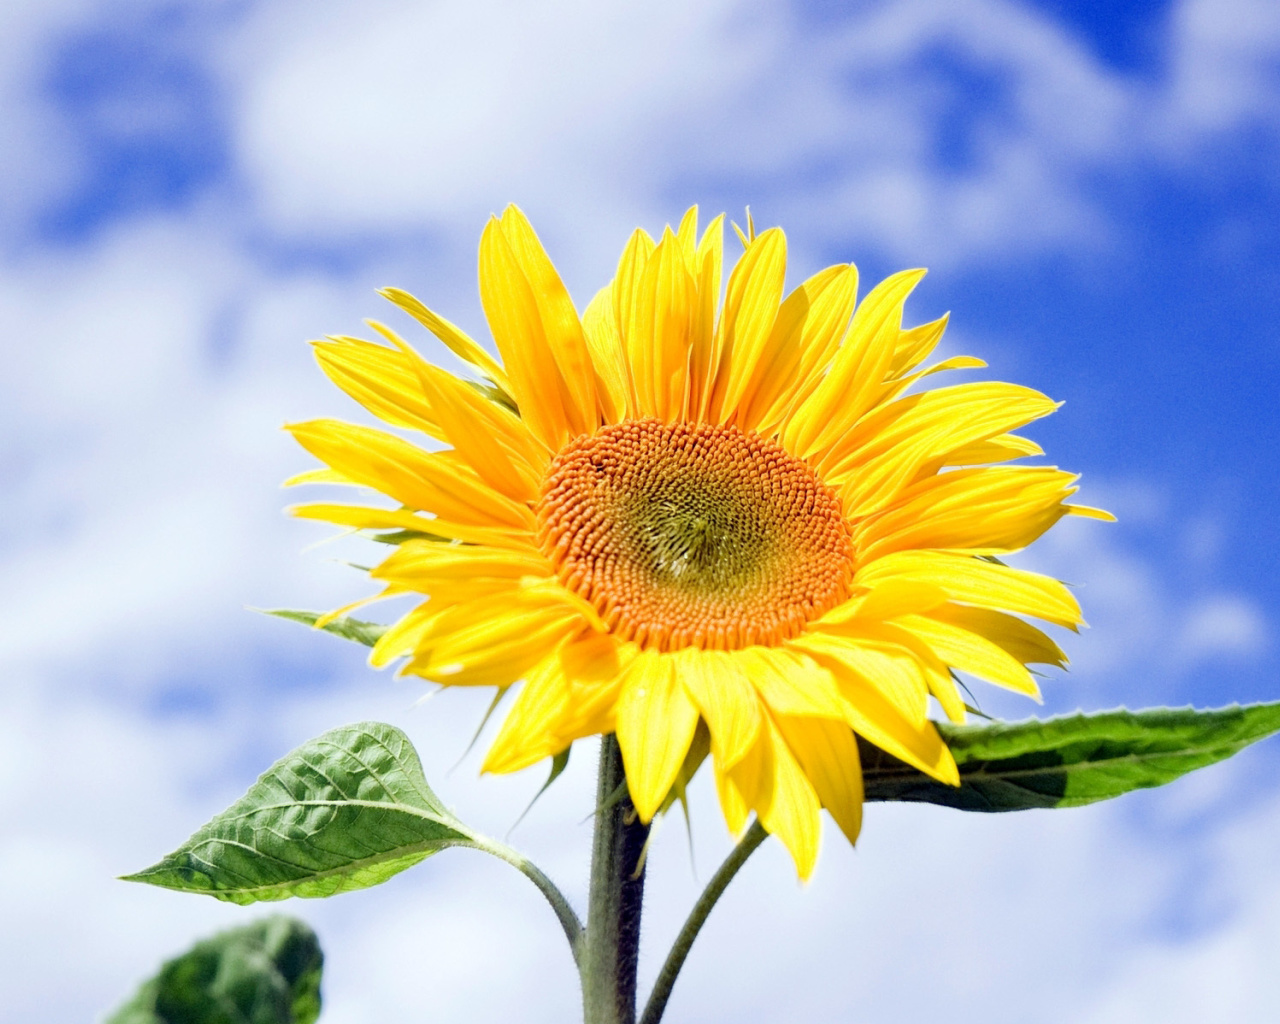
[{"x1": 538, "y1": 418, "x2": 854, "y2": 652}]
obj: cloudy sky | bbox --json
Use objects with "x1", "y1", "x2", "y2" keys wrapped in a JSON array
[{"x1": 3, "y1": 0, "x2": 1280, "y2": 1020}]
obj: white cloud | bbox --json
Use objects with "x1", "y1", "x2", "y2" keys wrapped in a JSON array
[
  {"x1": 2, "y1": 0, "x2": 1278, "y2": 272},
  {"x1": 1079, "y1": 786, "x2": 1280, "y2": 1024},
  {"x1": 1163, "y1": 0, "x2": 1280, "y2": 139},
  {"x1": 221, "y1": 0, "x2": 770, "y2": 284},
  {"x1": 0, "y1": 0, "x2": 98, "y2": 241},
  {"x1": 219, "y1": 0, "x2": 1280, "y2": 272},
  {"x1": 226, "y1": 0, "x2": 1125, "y2": 266},
  {"x1": 0, "y1": 216, "x2": 330, "y2": 679},
  {"x1": 1177, "y1": 594, "x2": 1269, "y2": 663}
]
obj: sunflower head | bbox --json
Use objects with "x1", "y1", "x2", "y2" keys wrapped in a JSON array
[{"x1": 288, "y1": 205, "x2": 1111, "y2": 878}]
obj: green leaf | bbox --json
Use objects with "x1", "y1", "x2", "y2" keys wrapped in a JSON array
[
  {"x1": 106, "y1": 916, "x2": 322, "y2": 1024},
  {"x1": 862, "y1": 702, "x2": 1280, "y2": 811},
  {"x1": 263, "y1": 608, "x2": 387, "y2": 647},
  {"x1": 125, "y1": 722, "x2": 478, "y2": 904}
]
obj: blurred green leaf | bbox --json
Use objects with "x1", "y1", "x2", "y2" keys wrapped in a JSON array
[
  {"x1": 124, "y1": 722, "x2": 476, "y2": 904},
  {"x1": 106, "y1": 916, "x2": 322, "y2": 1024},
  {"x1": 263, "y1": 609, "x2": 386, "y2": 647},
  {"x1": 862, "y1": 702, "x2": 1280, "y2": 811}
]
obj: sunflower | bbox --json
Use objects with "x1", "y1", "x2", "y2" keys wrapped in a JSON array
[{"x1": 287, "y1": 206, "x2": 1110, "y2": 878}]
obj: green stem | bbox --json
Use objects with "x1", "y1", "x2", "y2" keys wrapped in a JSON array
[
  {"x1": 467, "y1": 835, "x2": 585, "y2": 967},
  {"x1": 582, "y1": 735, "x2": 650, "y2": 1024},
  {"x1": 637, "y1": 819, "x2": 767, "y2": 1024}
]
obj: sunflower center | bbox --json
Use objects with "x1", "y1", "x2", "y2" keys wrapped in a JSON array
[{"x1": 537, "y1": 418, "x2": 853, "y2": 651}]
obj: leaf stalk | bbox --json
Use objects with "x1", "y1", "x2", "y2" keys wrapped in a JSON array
[{"x1": 464, "y1": 834, "x2": 585, "y2": 967}]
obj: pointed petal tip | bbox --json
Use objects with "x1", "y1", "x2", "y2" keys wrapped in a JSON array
[
  {"x1": 791, "y1": 838, "x2": 819, "y2": 882},
  {"x1": 1068, "y1": 504, "x2": 1117, "y2": 522}
]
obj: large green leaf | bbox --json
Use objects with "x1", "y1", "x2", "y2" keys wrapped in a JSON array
[
  {"x1": 125, "y1": 722, "x2": 476, "y2": 904},
  {"x1": 106, "y1": 916, "x2": 323, "y2": 1024},
  {"x1": 862, "y1": 702, "x2": 1280, "y2": 811}
]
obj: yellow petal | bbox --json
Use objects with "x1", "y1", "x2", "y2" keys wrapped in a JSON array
[
  {"x1": 749, "y1": 716, "x2": 823, "y2": 880},
  {"x1": 479, "y1": 216, "x2": 574, "y2": 449},
  {"x1": 895, "y1": 613, "x2": 1042, "y2": 700},
  {"x1": 766, "y1": 265, "x2": 861, "y2": 432},
  {"x1": 829, "y1": 619, "x2": 969, "y2": 724},
  {"x1": 676, "y1": 648, "x2": 762, "y2": 770},
  {"x1": 549, "y1": 633, "x2": 637, "y2": 743},
  {"x1": 370, "y1": 601, "x2": 443, "y2": 668},
  {"x1": 1068, "y1": 504, "x2": 1117, "y2": 522},
  {"x1": 773, "y1": 714, "x2": 864, "y2": 846},
  {"x1": 887, "y1": 312, "x2": 950, "y2": 378},
  {"x1": 930, "y1": 603, "x2": 1068, "y2": 667},
  {"x1": 615, "y1": 651, "x2": 700, "y2": 821},
  {"x1": 497, "y1": 205, "x2": 598, "y2": 436},
  {"x1": 283, "y1": 467, "x2": 349, "y2": 487},
  {"x1": 879, "y1": 352, "x2": 986, "y2": 409},
  {"x1": 800, "y1": 631, "x2": 930, "y2": 726},
  {"x1": 714, "y1": 760, "x2": 751, "y2": 836},
  {"x1": 856, "y1": 550, "x2": 1083, "y2": 628},
  {"x1": 784, "y1": 268, "x2": 926, "y2": 458},
  {"x1": 686, "y1": 215, "x2": 725, "y2": 419},
  {"x1": 404, "y1": 354, "x2": 544, "y2": 502},
  {"x1": 658, "y1": 719, "x2": 712, "y2": 817},
  {"x1": 787, "y1": 633, "x2": 959, "y2": 785},
  {"x1": 379, "y1": 286, "x2": 512, "y2": 396},
  {"x1": 747, "y1": 263, "x2": 858, "y2": 436},
  {"x1": 287, "y1": 502, "x2": 535, "y2": 550},
  {"x1": 675, "y1": 205, "x2": 699, "y2": 260},
  {"x1": 401, "y1": 588, "x2": 584, "y2": 687},
  {"x1": 823, "y1": 382, "x2": 1061, "y2": 517},
  {"x1": 483, "y1": 656, "x2": 571, "y2": 774},
  {"x1": 370, "y1": 539, "x2": 552, "y2": 591},
  {"x1": 313, "y1": 588, "x2": 400, "y2": 629},
  {"x1": 628, "y1": 228, "x2": 697, "y2": 421},
  {"x1": 735, "y1": 646, "x2": 848, "y2": 720},
  {"x1": 824, "y1": 578, "x2": 949, "y2": 623},
  {"x1": 707, "y1": 227, "x2": 788, "y2": 424},
  {"x1": 941, "y1": 433, "x2": 1044, "y2": 468},
  {"x1": 853, "y1": 466, "x2": 1086, "y2": 563},
  {"x1": 612, "y1": 227, "x2": 657, "y2": 364},
  {"x1": 312, "y1": 335, "x2": 444, "y2": 440},
  {"x1": 285, "y1": 419, "x2": 535, "y2": 530},
  {"x1": 581, "y1": 283, "x2": 634, "y2": 423}
]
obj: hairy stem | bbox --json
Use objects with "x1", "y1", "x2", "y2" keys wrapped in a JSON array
[
  {"x1": 638, "y1": 819, "x2": 768, "y2": 1024},
  {"x1": 582, "y1": 735, "x2": 650, "y2": 1024}
]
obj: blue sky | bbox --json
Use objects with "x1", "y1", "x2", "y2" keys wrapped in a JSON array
[{"x1": 2, "y1": 0, "x2": 1280, "y2": 1021}]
